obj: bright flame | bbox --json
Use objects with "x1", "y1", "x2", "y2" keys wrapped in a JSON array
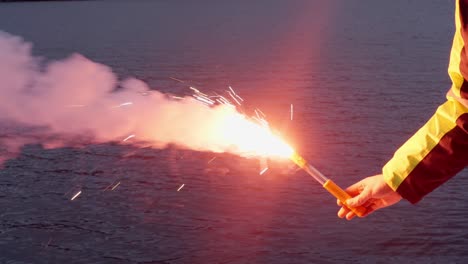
[{"x1": 216, "y1": 109, "x2": 294, "y2": 158}]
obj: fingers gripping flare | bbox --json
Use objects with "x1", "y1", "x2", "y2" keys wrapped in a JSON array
[
  {"x1": 346, "y1": 188, "x2": 370, "y2": 208},
  {"x1": 336, "y1": 175, "x2": 403, "y2": 220},
  {"x1": 323, "y1": 180, "x2": 367, "y2": 217}
]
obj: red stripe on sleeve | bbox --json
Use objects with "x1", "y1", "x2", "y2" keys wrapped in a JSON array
[{"x1": 396, "y1": 114, "x2": 468, "y2": 203}]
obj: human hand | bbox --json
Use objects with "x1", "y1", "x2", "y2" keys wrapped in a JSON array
[{"x1": 337, "y1": 174, "x2": 402, "y2": 220}]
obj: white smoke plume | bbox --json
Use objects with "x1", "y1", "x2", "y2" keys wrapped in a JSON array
[{"x1": 0, "y1": 31, "x2": 272, "y2": 160}]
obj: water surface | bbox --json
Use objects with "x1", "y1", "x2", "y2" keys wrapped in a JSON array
[{"x1": 1, "y1": 1, "x2": 467, "y2": 263}]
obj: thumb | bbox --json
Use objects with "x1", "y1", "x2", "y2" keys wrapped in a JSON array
[{"x1": 346, "y1": 189, "x2": 370, "y2": 207}]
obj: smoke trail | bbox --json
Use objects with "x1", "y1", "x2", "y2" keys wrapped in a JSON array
[{"x1": 0, "y1": 31, "x2": 268, "y2": 161}]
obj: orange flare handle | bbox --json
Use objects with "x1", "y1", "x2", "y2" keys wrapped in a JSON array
[{"x1": 323, "y1": 179, "x2": 367, "y2": 217}]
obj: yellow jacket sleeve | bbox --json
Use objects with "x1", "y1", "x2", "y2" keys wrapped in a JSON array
[{"x1": 382, "y1": 0, "x2": 468, "y2": 203}]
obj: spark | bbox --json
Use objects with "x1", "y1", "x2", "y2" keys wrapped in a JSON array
[
  {"x1": 195, "y1": 94, "x2": 215, "y2": 104},
  {"x1": 254, "y1": 109, "x2": 261, "y2": 120},
  {"x1": 177, "y1": 184, "x2": 185, "y2": 191},
  {"x1": 198, "y1": 91, "x2": 210, "y2": 97},
  {"x1": 259, "y1": 158, "x2": 268, "y2": 175},
  {"x1": 210, "y1": 94, "x2": 234, "y2": 106},
  {"x1": 122, "y1": 134, "x2": 135, "y2": 142},
  {"x1": 169, "y1": 77, "x2": 185, "y2": 83},
  {"x1": 228, "y1": 86, "x2": 236, "y2": 95},
  {"x1": 189, "y1": 86, "x2": 200, "y2": 93},
  {"x1": 228, "y1": 86, "x2": 244, "y2": 102},
  {"x1": 70, "y1": 190, "x2": 81, "y2": 201},
  {"x1": 218, "y1": 95, "x2": 230, "y2": 103},
  {"x1": 190, "y1": 86, "x2": 211, "y2": 105},
  {"x1": 252, "y1": 116, "x2": 269, "y2": 127},
  {"x1": 103, "y1": 180, "x2": 121, "y2": 191},
  {"x1": 103, "y1": 183, "x2": 113, "y2": 191},
  {"x1": 259, "y1": 167, "x2": 269, "y2": 175},
  {"x1": 189, "y1": 86, "x2": 294, "y2": 158},
  {"x1": 228, "y1": 91, "x2": 241, "y2": 105},
  {"x1": 256, "y1": 108, "x2": 266, "y2": 118},
  {"x1": 235, "y1": 93, "x2": 244, "y2": 102},
  {"x1": 207, "y1": 156, "x2": 217, "y2": 164},
  {"x1": 111, "y1": 181, "x2": 121, "y2": 191},
  {"x1": 290, "y1": 104, "x2": 294, "y2": 121},
  {"x1": 190, "y1": 86, "x2": 210, "y2": 97},
  {"x1": 171, "y1": 95, "x2": 184, "y2": 100},
  {"x1": 119, "y1": 102, "x2": 133, "y2": 107},
  {"x1": 121, "y1": 150, "x2": 138, "y2": 158},
  {"x1": 217, "y1": 97, "x2": 233, "y2": 106},
  {"x1": 112, "y1": 102, "x2": 133, "y2": 108},
  {"x1": 193, "y1": 94, "x2": 215, "y2": 105}
]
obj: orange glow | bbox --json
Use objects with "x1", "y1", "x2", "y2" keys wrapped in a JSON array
[{"x1": 217, "y1": 108, "x2": 294, "y2": 158}]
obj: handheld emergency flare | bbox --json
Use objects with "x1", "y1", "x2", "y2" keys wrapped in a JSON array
[{"x1": 290, "y1": 152, "x2": 367, "y2": 217}]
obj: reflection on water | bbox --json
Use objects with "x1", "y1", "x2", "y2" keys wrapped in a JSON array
[{"x1": 1, "y1": 0, "x2": 467, "y2": 263}]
